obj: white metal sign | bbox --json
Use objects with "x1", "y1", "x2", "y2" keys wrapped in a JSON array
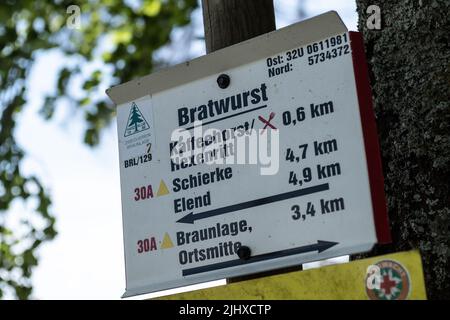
[{"x1": 108, "y1": 12, "x2": 390, "y2": 298}]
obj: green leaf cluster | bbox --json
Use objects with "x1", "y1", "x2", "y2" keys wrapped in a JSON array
[{"x1": 0, "y1": 0, "x2": 198, "y2": 299}]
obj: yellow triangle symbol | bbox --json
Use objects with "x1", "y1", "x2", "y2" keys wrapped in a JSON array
[
  {"x1": 161, "y1": 233, "x2": 174, "y2": 249},
  {"x1": 157, "y1": 180, "x2": 169, "y2": 196}
]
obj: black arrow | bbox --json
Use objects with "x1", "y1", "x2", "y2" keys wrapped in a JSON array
[
  {"x1": 182, "y1": 240, "x2": 339, "y2": 276},
  {"x1": 176, "y1": 183, "x2": 329, "y2": 224}
]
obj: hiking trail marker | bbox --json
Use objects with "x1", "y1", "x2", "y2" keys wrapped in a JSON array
[{"x1": 107, "y1": 11, "x2": 390, "y2": 298}]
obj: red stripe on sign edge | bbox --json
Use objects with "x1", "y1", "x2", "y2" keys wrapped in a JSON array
[{"x1": 349, "y1": 31, "x2": 391, "y2": 244}]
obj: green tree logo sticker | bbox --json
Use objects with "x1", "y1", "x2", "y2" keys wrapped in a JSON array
[{"x1": 124, "y1": 102, "x2": 150, "y2": 137}]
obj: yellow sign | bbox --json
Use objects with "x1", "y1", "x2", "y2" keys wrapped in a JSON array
[{"x1": 158, "y1": 250, "x2": 426, "y2": 300}]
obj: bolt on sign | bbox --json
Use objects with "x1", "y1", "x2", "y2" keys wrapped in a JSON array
[{"x1": 107, "y1": 11, "x2": 391, "y2": 298}]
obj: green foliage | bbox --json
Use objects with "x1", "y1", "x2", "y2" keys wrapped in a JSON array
[
  {"x1": 0, "y1": 0, "x2": 198, "y2": 299},
  {"x1": 355, "y1": 0, "x2": 450, "y2": 299}
]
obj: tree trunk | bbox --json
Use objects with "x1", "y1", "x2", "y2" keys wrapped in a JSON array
[
  {"x1": 202, "y1": 0, "x2": 276, "y2": 53},
  {"x1": 355, "y1": 0, "x2": 450, "y2": 299}
]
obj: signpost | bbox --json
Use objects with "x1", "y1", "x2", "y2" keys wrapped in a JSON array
[{"x1": 107, "y1": 11, "x2": 390, "y2": 298}]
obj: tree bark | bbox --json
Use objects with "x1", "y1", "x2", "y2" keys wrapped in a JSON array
[
  {"x1": 202, "y1": 0, "x2": 276, "y2": 53},
  {"x1": 355, "y1": 0, "x2": 450, "y2": 299}
]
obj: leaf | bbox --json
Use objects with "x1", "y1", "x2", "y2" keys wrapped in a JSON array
[
  {"x1": 141, "y1": 0, "x2": 162, "y2": 17},
  {"x1": 112, "y1": 28, "x2": 132, "y2": 45}
]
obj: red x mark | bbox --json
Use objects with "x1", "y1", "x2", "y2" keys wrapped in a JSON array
[{"x1": 258, "y1": 112, "x2": 277, "y2": 134}]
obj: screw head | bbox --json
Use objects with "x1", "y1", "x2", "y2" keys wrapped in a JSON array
[
  {"x1": 237, "y1": 246, "x2": 251, "y2": 261},
  {"x1": 217, "y1": 74, "x2": 230, "y2": 89}
]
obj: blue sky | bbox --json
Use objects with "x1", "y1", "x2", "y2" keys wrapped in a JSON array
[{"x1": 12, "y1": 0, "x2": 358, "y2": 299}]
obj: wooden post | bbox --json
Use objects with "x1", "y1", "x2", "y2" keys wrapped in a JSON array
[{"x1": 202, "y1": 0, "x2": 276, "y2": 53}]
